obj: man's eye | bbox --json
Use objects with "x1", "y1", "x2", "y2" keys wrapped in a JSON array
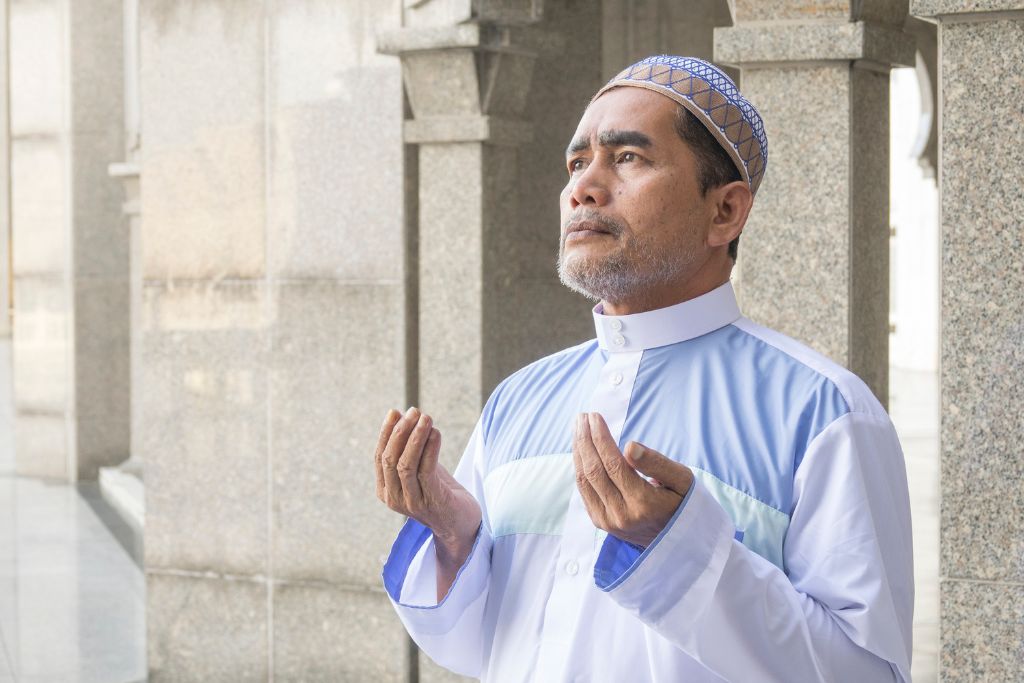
[
  {"x1": 569, "y1": 159, "x2": 585, "y2": 173},
  {"x1": 618, "y1": 152, "x2": 638, "y2": 163}
]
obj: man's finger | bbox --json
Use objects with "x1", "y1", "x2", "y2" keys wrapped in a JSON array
[
  {"x1": 382, "y1": 407, "x2": 420, "y2": 506},
  {"x1": 419, "y1": 427, "x2": 442, "y2": 478},
  {"x1": 572, "y1": 415, "x2": 606, "y2": 527},
  {"x1": 398, "y1": 413, "x2": 433, "y2": 511},
  {"x1": 576, "y1": 413, "x2": 624, "y2": 507},
  {"x1": 375, "y1": 409, "x2": 401, "y2": 499},
  {"x1": 623, "y1": 441, "x2": 694, "y2": 498},
  {"x1": 587, "y1": 412, "x2": 643, "y2": 495}
]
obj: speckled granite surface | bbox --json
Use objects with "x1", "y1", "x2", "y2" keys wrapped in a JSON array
[
  {"x1": 912, "y1": 0, "x2": 1024, "y2": 16},
  {"x1": 939, "y1": 18, "x2": 1024, "y2": 585},
  {"x1": 938, "y1": 15, "x2": 1024, "y2": 682}
]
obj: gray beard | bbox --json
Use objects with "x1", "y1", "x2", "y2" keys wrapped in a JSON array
[{"x1": 557, "y1": 230, "x2": 697, "y2": 305}]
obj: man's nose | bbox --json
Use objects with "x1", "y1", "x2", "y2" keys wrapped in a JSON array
[{"x1": 568, "y1": 164, "x2": 611, "y2": 209}]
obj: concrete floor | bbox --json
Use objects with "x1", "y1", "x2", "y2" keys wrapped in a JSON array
[{"x1": 0, "y1": 336, "x2": 939, "y2": 682}]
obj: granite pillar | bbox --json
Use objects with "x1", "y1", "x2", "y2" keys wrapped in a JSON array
[
  {"x1": 908, "y1": 3, "x2": 1024, "y2": 681},
  {"x1": 10, "y1": 0, "x2": 128, "y2": 480},
  {"x1": 140, "y1": 1, "x2": 411, "y2": 679},
  {"x1": 715, "y1": 3, "x2": 915, "y2": 404},
  {"x1": 379, "y1": 2, "x2": 600, "y2": 679}
]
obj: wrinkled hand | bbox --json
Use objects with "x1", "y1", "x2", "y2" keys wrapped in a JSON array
[
  {"x1": 375, "y1": 407, "x2": 481, "y2": 597},
  {"x1": 573, "y1": 412, "x2": 694, "y2": 548}
]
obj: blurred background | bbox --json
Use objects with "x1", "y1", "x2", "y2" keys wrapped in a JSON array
[{"x1": 0, "y1": 1, "x2": 1021, "y2": 682}]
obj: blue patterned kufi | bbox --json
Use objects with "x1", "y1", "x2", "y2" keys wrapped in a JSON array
[{"x1": 594, "y1": 55, "x2": 768, "y2": 197}]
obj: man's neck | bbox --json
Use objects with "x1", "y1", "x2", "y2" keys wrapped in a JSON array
[{"x1": 600, "y1": 266, "x2": 734, "y2": 316}]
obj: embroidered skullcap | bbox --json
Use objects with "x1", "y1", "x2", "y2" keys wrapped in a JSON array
[{"x1": 594, "y1": 55, "x2": 768, "y2": 197}]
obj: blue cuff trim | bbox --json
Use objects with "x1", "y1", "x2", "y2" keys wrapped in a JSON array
[
  {"x1": 594, "y1": 483, "x2": 695, "y2": 592},
  {"x1": 382, "y1": 518, "x2": 433, "y2": 602}
]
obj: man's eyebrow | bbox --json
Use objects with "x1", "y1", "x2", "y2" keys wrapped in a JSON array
[{"x1": 565, "y1": 129, "x2": 653, "y2": 157}]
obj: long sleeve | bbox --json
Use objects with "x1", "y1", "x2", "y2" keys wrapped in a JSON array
[
  {"x1": 381, "y1": 421, "x2": 493, "y2": 677},
  {"x1": 594, "y1": 411, "x2": 914, "y2": 682}
]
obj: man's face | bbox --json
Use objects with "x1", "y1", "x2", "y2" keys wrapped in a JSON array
[{"x1": 558, "y1": 87, "x2": 713, "y2": 305}]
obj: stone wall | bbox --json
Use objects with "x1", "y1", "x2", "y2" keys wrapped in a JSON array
[{"x1": 139, "y1": 1, "x2": 410, "y2": 679}]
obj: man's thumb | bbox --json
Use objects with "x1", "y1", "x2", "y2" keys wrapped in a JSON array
[{"x1": 624, "y1": 441, "x2": 693, "y2": 497}]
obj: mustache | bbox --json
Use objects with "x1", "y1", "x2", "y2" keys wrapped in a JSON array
[{"x1": 561, "y1": 211, "x2": 626, "y2": 237}]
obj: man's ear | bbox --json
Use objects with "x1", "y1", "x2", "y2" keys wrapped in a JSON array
[{"x1": 707, "y1": 180, "x2": 753, "y2": 249}]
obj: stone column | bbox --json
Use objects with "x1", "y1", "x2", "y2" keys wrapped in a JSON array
[
  {"x1": 379, "y1": 11, "x2": 597, "y2": 468},
  {"x1": 715, "y1": 2, "x2": 915, "y2": 404},
  {"x1": 908, "y1": 3, "x2": 1024, "y2": 681},
  {"x1": 10, "y1": 0, "x2": 128, "y2": 480},
  {"x1": 380, "y1": 2, "x2": 600, "y2": 679}
]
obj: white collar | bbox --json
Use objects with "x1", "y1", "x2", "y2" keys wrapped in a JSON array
[{"x1": 592, "y1": 281, "x2": 742, "y2": 352}]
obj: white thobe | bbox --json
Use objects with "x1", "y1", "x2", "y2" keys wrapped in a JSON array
[{"x1": 382, "y1": 282, "x2": 913, "y2": 682}]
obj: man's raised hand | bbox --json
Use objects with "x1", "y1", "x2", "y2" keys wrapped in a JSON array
[
  {"x1": 375, "y1": 407, "x2": 482, "y2": 599},
  {"x1": 573, "y1": 412, "x2": 694, "y2": 548}
]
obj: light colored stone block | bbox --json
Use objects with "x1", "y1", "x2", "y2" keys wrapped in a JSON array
[
  {"x1": 147, "y1": 573, "x2": 268, "y2": 683},
  {"x1": 270, "y1": 281, "x2": 406, "y2": 585},
  {"x1": 940, "y1": 580, "x2": 1024, "y2": 682},
  {"x1": 141, "y1": 281, "x2": 269, "y2": 575},
  {"x1": 13, "y1": 412, "x2": 67, "y2": 480},
  {"x1": 939, "y1": 18, "x2": 1024, "y2": 583},
  {"x1": 273, "y1": 584, "x2": 408, "y2": 682},
  {"x1": 139, "y1": 0, "x2": 266, "y2": 279},
  {"x1": 268, "y1": 68, "x2": 403, "y2": 278},
  {"x1": 12, "y1": 275, "x2": 69, "y2": 413},
  {"x1": 8, "y1": 0, "x2": 63, "y2": 136},
  {"x1": 11, "y1": 138, "x2": 66, "y2": 276},
  {"x1": 268, "y1": 0, "x2": 404, "y2": 280}
]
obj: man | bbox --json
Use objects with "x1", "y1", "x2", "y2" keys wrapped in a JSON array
[{"x1": 374, "y1": 55, "x2": 913, "y2": 682}]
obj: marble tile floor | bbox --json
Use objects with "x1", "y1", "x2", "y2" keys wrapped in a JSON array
[
  {"x1": 0, "y1": 338, "x2": 145, "y2": 683},
  {"x1": 0, "y1": 330, "x2": 938, "y2": 683}
]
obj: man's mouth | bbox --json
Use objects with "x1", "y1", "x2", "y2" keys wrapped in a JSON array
[{"x1": 565, "y1": 221, "x2": 615, "y2": 242}]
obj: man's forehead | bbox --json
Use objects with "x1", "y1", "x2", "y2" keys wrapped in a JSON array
[{"x1": 567, "y1": 89, "x2": 675, "y2": 151}]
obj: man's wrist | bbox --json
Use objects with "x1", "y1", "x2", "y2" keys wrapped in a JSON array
[{"x1": 433, "y1": 523, "x2": 480, "y2": 571}]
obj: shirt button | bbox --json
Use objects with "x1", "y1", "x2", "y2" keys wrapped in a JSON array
[
  {"x1": 611, "y1": 372, "x2": 623, "y2": 386},
  {"x1": 612, "y1": 334, "x2": 626, "y2": 347},
  {"x1": 565, "y1": 560, "x2": 579, "y2": 576},
  {"x1": 610, "y1": 319, "x2": 623, "y2": 332}
]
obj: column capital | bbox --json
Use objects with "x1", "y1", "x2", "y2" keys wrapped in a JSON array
[
  {"x1": 378, "y1": 22, "x2": 561, "y2": 145},
  {"x1": 715, "y1": 20, "x2": 915, "y2": 70}
]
